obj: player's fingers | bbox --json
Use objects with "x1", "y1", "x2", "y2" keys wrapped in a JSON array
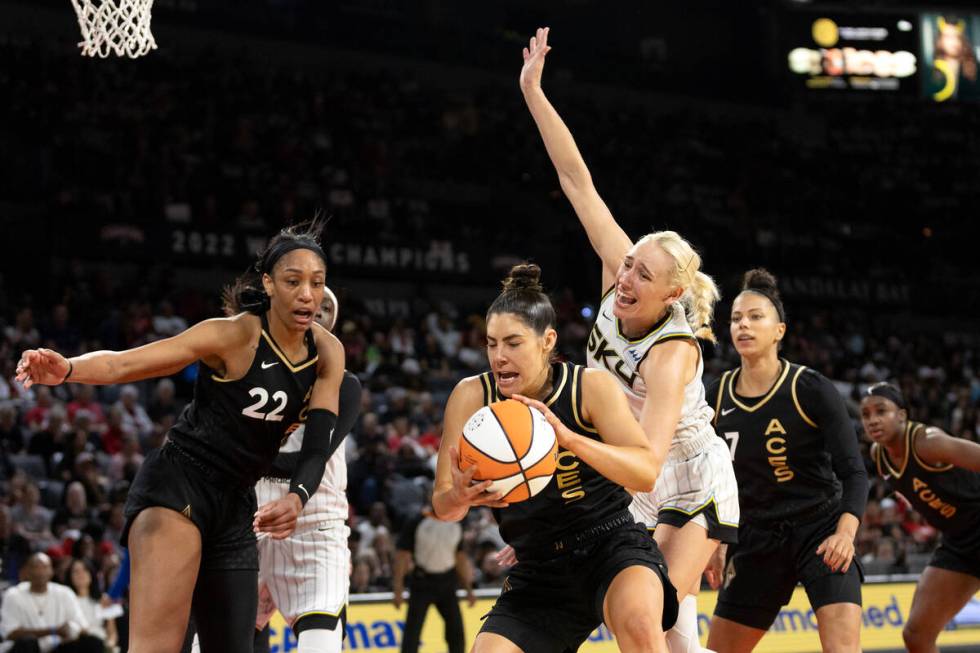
[
  {"x1": 542, "y1": 26, "x2": 549, "y2": 47},
  {"x1": 815, "y1": 541, "x2": 826, "y2": 556}
]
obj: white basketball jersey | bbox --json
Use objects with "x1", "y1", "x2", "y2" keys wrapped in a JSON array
[
  {"x1": 255, "y1": 423, "x2": 348, "y2": 528},
  {"x1": 586, "y1": 295, "x2": 716, "y2": 458}
]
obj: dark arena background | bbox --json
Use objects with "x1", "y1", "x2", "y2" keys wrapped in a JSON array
[{"x1": 1, "y1": 1, "x2": 979, "y2": 651}]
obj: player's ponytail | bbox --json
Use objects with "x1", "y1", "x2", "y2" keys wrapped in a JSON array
[
  {"x1": 637, "y1": 231, "x2": 719, "y2": 343},
  {"x1": 487, "y1": 263, "x2": 556, "y2": 335}
]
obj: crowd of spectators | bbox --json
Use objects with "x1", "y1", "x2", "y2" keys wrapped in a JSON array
[{"x1": 2, "y1": 7, "x2": 980, "y2": 650}]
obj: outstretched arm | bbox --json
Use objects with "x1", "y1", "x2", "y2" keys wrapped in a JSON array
[
  {"x1": 15, "y1": 318, "x2": 248, "y2": 387},
  {"x1": 520, "y1": 27, "x2": 633, "y2": 288}
]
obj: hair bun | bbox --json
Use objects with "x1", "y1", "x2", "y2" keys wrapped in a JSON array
[
  {"x1": 501, "y1": 263, "x2": 544, "y2": 293},
  {"x1": 741, "y1": 268, "x2": 780, "y2": 295}
]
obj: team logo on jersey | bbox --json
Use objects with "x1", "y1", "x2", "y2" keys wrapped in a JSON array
[
  {"x1": 911, "y1": 477, "x2": 957, "y2": 518},
  {"x1": 181, "y1": 504, "x2": 192, "y2": 519},
  {"x1": 261, "y1": 360, "x2": 279, "y2": 369},
  {"x1": 626, "y1": 348, "x2": 644, "y2": 363},
  {"x1": 555, "y1": 450, "x2": 586, "y2": 504},
  {"x1": 587, "y1": 324, "x2": 639, "y2": 389},
  {"x1": 721, "y1": 407, "x2": 736, "y2": 417},
  {"x1": 765, "y1": 419, "x2": 794, "y2": 482}
]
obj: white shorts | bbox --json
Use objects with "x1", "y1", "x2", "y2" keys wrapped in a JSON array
[
  {"x1": 256, "y1": 520, "x2": 351, "y2": 630},
  {"x1": 630, "y1": 436, "x2": 740, "y2": 543}
]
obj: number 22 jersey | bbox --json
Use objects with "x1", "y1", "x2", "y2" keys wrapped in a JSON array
[{"x1": 168, "y1": 314, "x2": 319, "y2": 486}]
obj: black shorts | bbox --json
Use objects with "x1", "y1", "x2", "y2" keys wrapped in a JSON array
[
  {"x1": 123, "y1": 442, "x2": 258, "y2": 571},
  {"x1": 714, "y1": 510, "x2": 863, "y2": 630},
  {"x1": 480, "y1": 523, "x2": 677, "y2": 652},
  {"x1": 929, "y1": 536, "x2": 980, "y2": 579}
]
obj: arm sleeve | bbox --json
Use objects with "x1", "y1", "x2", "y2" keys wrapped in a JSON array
[
  {"x1": 799, "y1": 369, "x2": 869, "y2": 520},
  {"x1": 271, "y1": 371, "x2": 362, "y2": 478}
]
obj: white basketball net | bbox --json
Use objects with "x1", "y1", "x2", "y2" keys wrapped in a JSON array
[{"x1": 70, "y1": 0, "x2": 158, "y2": 58}]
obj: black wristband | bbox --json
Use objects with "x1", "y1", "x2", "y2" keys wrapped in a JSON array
[{"x1": 61, "y1": 359, "x2": 74, "y2": 384}]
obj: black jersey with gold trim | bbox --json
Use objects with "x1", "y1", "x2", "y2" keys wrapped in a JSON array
[
  {"x1": 478, "y1": 362, "x2": 632, "y2": 558},
  {"x1": 873, "y1": 421, "x2": 980, "y2": 550},
  {"x1": 168, "y1": 314, "x2": 319, "y2": 486},
  {"x1": 707, "y1": 360, "x2": 866, "y2": 523}
]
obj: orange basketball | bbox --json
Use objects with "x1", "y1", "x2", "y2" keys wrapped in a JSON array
[{"x1": 458, "y1": 399, "x2": 558, "y2": 503}]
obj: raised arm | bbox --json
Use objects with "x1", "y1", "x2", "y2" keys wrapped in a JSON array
[
  {"x1": 520, "y1": 27, "x2": 633, "y2": 288},
  {"x1": 15, "y1": 317, "x2": 250, "y2": 388}
]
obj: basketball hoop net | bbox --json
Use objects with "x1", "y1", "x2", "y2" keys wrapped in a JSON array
[{"x1": 70, "y1": 0, "x2": 158, "y2": 58}]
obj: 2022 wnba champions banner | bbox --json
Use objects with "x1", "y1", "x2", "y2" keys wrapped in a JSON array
[{"x1": 265, "y1": 583, "x2": 980, "y2": 652}]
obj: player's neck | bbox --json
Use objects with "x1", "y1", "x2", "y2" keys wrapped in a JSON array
[
  {"x1": 738, "y1": 354, "x2": 782, "y2": 396},
  {"x1": 882, "y1": 423, "x2": 909, "y2": 461},
  {"x1": 266, "y1": 313, "x2": 307, "y2": 355},
  {"x1": 525, "y1": 364, "x2": 554, "y2": 401}
]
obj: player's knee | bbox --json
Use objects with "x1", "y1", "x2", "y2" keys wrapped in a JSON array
[
  {"x1": 903, "y1": 621, "x2": 936, "y2": 653},
  {"x1": 614, "y1": 611, "x2": 662, "y2": 650}
]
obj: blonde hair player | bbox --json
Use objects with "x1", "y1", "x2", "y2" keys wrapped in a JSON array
[
  {"x1": 515, "y1": 27, "x2": 739, "y2": 653},
  {"x1": 192, "y1": 285, "x2": 361, "y2": 653},
  {"x1": 435, "y1": 263, "x2": 677, "y2": 653}
]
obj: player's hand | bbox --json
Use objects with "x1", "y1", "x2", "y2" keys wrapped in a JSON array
[
  {"x1": 511, "y1": 395, "x2": 574, "y2": 448},
  {"x1": 253, "y1": 494, "x2": 302, "y2": 539},
  {"x1": 494, "y1": 544, "x2": 518, "y2": 567},
  {"x1": 703, "y1": 543, "x2": 727, "y2": 590},
  {"x1": 448, "y1": 446, "x2": 509, "y2": 510},
  {"x1": 15, "y1": 349, "x2": 71, "y2": 389},
  {"x1": 816, "y1": 532, "x2": 855, "y2": 573},
  {"x1": 519, "y1": 27, "x2": 552, "y2": 94}
]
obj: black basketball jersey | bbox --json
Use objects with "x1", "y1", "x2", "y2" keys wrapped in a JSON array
[
  {"x1": 478, "y1": 362, "x2": 632, "y2": 558},
  {"x1": 168, "y1": 314, "x2": 319, "y2": 486},
  {"x1": 709, "y1": 360, "x2": 842, "y2": 523},
  {"x1": 873, "y1": 421, "x2": 980, "y2": 550}
]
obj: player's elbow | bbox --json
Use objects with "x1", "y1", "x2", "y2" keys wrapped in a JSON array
[
  {"x1": 634, "y1": 451, "x2": 664, "y2": 494},
  {"x1": 557, "y1": 169, "x2": 593, "y2": 197}
]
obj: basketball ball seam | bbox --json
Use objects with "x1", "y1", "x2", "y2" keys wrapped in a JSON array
[
  {"x1": 519, "y1": 418, "x2": 558, "y2": 473},
  {"x1": 459, "y1": 431, "x2": 519, "y2": 465},
  {"x1": 488, "y1": 402, "x2": 532, "y2": 494}
]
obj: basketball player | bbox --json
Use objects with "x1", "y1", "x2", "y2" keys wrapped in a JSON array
[
  {"x1": 434, "y1": 263, "x2": 678, "y2": 653},
  {"x1": 519, "y1": 27, "x2": 739, "y2": 652},
  {"x1": 704, "y1": 269, "x2": 868, "y2": 653},
  {"x1": 191, "y1": 288, "x2": 360, "y2": 653},
  {"x1": 862, "y1": 382, "x2": 980, "y2": 653},
  {"x1": 15, "y1": 223, "x2": 346, "y2": 653}
]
